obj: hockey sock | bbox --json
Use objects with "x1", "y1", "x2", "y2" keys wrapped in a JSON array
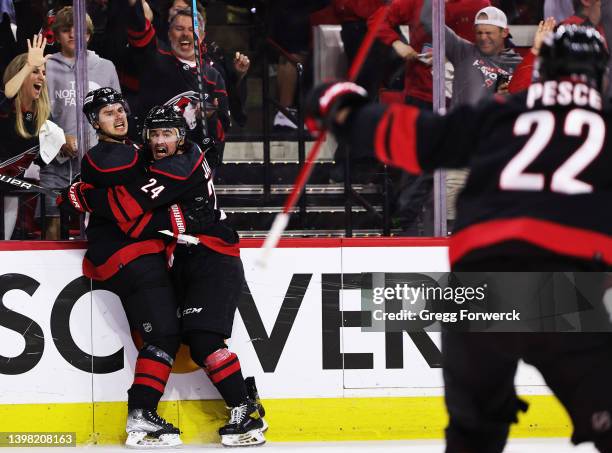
[
  {"x1": 128, "y1": 344, "x2": 175, "y2": 411},
  {"x1": 187, "y1": 331, "x2": 249, "y2": 407},
  {"x1": 204, "y1": 348, "x2": 249, "y2": 407}
]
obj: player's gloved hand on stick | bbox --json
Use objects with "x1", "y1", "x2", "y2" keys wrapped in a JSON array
[
  {"x1": 56, "y1": 181, "x2": 94, "y2": 215},
  {"x1": 202, "y1": 139, "x2": 222, "y2": 168},
  {"x1": 305, "y1": 81, "x2": 369, "y2": 141},
  {"x1": 169, "y1": 201, "x2": 220, "y2": 235},
  {"x1": 184, "y1": 199, "x2": 220, "y2": 232}
]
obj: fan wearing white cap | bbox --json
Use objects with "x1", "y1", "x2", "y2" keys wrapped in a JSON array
[
  {"x1": 474, "y1": 6, "x2": 509, "y2": 56},
  {"x1": 420, "y1": 0, "x2": 522, "y2": 107}
]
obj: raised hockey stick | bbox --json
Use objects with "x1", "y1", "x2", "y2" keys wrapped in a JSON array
[
  {"x1": 257, "y1": 6, "x2": 390, "y2": 267},
  {"x1": 191, "y1": 0, "x2": 211, "y2": 147}
]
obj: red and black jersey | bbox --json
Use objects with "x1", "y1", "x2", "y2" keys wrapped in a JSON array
[
  {"x1": 347, "y1": 81, "x2": 612, "y2": 267},
  {"x1": 84, "y1": 141, "x2": 239, "y2": 258},
  {"x1": 81, "y1": 140, "x2": 167, "y2": 281}
]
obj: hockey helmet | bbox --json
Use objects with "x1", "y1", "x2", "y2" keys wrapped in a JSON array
[
  {"x1": 537, "y1": 24, "x2": 609, "y2": 90},
  {"x1": 83, "y1": 87, "x2": 129, "y2": 125},
  {"x1": 142, "y1": 105, "x2": 187, "y2": 142}
]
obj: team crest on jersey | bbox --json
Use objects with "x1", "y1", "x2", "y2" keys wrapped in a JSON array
[
  {"x1": 164, "y1": 91, "x2": 211, "y2": 131},
  {"x1": 143, "y1": 322, "x2": 152, "y2": 333}
]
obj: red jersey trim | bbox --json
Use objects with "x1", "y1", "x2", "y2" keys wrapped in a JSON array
[
  {"x1": 131, "y1": 212, "x2": 154, "y2": 238},
  {"x1": 128, "y1": 24, "x2": 155, "y2": 48},
  {"x1": 85, "y1": 151, "x2": 139, "y2": 173},
  {"x1": 449, "y1": 217, "x2": 612, "y2": 265},
  {"x1": 375, "y1": 105, "x2": 422, "y2": 174},
  {"x1": 149, "y1": 153, "x2": 204, "y2": 180},
  {"x1": 83, "y1": 239, "x2": 166, "y2": 280},
  {"x1": 195, "y1": 234, "x2": 240, "y2": 257}
]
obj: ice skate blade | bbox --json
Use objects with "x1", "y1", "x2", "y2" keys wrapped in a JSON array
[
  {"x1": 125, "y1": 431, "x2": 183, "y2": 449},
  {"x1": 221, "y1": 429, "x2": 266, "y2": 447}
]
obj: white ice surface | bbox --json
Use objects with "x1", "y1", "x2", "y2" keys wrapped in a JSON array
[{"x1": 0, "y1": 438, "x2": 598, "y2": 452}]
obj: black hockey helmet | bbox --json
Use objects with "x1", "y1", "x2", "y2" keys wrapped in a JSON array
[
  {"x1": 83, "y1": 87, "x2": 129, "y2": 125},
  {"x1": 537, "y1": 24, "x2": 609, "y2": 90},
  {"x1": 142, "y1": 105, "x2": 187, "y2": 142}
]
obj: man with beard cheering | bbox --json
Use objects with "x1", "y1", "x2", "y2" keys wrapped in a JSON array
[{"x1": 126, "y1": 0, "x2": 229, "y2": 167}]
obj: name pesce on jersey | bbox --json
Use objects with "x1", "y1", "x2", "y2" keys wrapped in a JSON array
[{"x1": 526, "y1": 81, "x2": 602, "y2": 110}]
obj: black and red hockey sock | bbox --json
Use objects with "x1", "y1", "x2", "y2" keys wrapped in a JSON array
[
  {"x1": 204, "y1": 348, "x2": 249, "y2": 408},
  {"x1": 128, "y1": 344, "x2": 175, "y2": 411}
]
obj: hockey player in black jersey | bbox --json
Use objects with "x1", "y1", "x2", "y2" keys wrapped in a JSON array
[
  {"x1": 70, "y1": 88, "x2": 212, "y2": 449},
  {"x1": 307, "y1": 25, "x2": 612, "y2": 453},
  {"x1": 61, "y1": 105, "x2": 267, "y2": 447}
]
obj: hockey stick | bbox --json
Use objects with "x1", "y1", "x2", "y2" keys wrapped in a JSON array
[
  {"x1": 257, "y1": 6, "x2": 390, "y2": 267},
  {"x1": 191, "y1": 0, "x2": 211, "y2": 147},
  {"x1": 158, "y1": 229, "x2": 201, "y2": 245},
  {"x1": 0, "y1": 173, "x2": 61, "y2": 197}
]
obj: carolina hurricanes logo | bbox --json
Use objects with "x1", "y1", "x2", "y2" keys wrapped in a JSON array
[{"x1": 164, "y1": 91, "x2": 210, "y2": 131}]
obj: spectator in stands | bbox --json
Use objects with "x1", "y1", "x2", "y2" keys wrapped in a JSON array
[
  {"x1": 333, "y1": 0, "x2": 386, "y2": 95},
  {"x1": 562, "y1": 0, "x2": 601, "y2": 28},
  {"x1": 151, "y1": 0, "x2": 203, "y2": 46},
  {"x1": 126, "y1": 1, "x2": 230, "y2": 166},
  {"x1": 42, "y1": 6, "x2": 121, "y2": 240},
  {"x1": 0, "y1": 8, "x2": 17, "y2": 76},
  {"x1": 509, "y1": 0, "x2": 605, "y2": 94},
  {"x1": 378, "y1": 0, "x2": 490, "y2": 234},
  {"x1": 1, "y1": 35, "x2": 64, "y2": 239},
  {"x1": 544, "y1": 0, "x2": 574, "y2": 22},
  {"x1": 421, "y1": 3, "x2": 523, "y2": 107},
  {"x1": 270, "y1": 0, "x2": 329, "y2": 131}
]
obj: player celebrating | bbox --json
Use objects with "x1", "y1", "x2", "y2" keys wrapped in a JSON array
[
  {"x1": 75, "y1": 87, "x2": 203, "y2": 449},
  {"x1": 306, "y1": 25, "x2": 612, "y2": 452},
  {"x1": 61, "y1": 105, "x2": 267, "y2": 447}
]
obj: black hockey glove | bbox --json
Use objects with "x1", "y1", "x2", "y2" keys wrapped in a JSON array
[
  {"x1": 305, "y1": 81, "x2": 369, "y2": 142},
  {"x1": 168, "y1": 201, "x2": 220, "y2": 235},
  {"x1": 203, "y1": 140, "x2": 222, "y2": 168},
  {"x1": 57, "y1": 181, "x2": 94, "y2": 215}
]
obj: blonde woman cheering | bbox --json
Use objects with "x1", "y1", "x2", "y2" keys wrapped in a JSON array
[{"x1": 1, "y1": 34, "x2": 65, "y2": 239}]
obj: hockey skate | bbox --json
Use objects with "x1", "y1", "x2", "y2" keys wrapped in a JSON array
[
  {"x1": 125, "y1": 408, "x2": 182, "y2": 449},
  {"x1": 219, "y1": 402, "x2": 266, "y2": 447},
  {"x1": 245, "y1": 377, "x2": 268, "y2": 432}
]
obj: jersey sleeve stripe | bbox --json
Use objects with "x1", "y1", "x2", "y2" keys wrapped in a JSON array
[
  {"x1": 108, "y1": 188, "x2": 130, "y2": 223},
  {"x1": 114, "y1": 186, "x2": 145, "y2": 220},
  {"x1": 374, "y1": 104, "x2": 422, "y2": 174}
]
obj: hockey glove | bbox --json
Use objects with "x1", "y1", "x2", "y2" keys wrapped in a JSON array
[
  {"x1": 203, "y1": 140, "x2": 222, "y2": 168},
  {"x1": 56, "y1": 181, "x2": 94, "y2": 215},
  {"x1": 168, "y1": 201, "x2": 220, "y2": 235},
  {"x1": 305, "y1": 81, "x2": 369, "y2": 142}
]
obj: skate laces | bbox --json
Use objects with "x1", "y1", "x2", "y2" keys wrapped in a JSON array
[
  {"x1": 228, "y1": 404, "x2": 249, "y2": 425},
  {"x1": 146, "y1": 410, "x2": 173, "y2": 428}
]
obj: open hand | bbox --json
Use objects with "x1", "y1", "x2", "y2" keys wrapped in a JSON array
[
  {"x1": 27, "y1": 34, "x2": 49, "y2": 69},
  {"x1": 532, "y1": 17, "x2": 556, "y2": 55}
]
